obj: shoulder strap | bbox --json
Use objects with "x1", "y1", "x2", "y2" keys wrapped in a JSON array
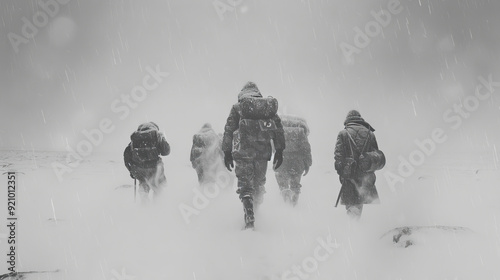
[
  {"x1": 344, "y1": 131, "x2": 355, "y2": 158},
  {"x1": 345, "y1": 128, "x2": 370, "y2": 155},
  {"x1": 360, "y1": 132, "x2": 370, "y2": 154}
]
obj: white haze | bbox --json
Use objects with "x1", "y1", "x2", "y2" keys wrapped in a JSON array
[
  {"x1": 0, "y1": 142, "x2": 499, "y2": 279},
  {"x1": 0, "y1": 0, "x2": 500, "y2": 279}
]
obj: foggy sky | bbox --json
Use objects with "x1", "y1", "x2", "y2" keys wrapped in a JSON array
[{"x1": 1, "y1": 0, "x2": 499, "y2": 163}]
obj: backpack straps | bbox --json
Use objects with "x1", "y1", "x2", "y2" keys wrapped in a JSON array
[
  {"x1": 345, "y1": 128, "x2": 370, "y2": 156},
  {"x1": 345, "y1": 130, "x2": 356, "y2": 158}
]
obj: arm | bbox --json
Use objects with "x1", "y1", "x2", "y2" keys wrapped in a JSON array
[
  {"x1": 304, "y1": 140, "x2": 312, "y2": 167},
  {"x1": 158, "y1": 132, "x2": 170, "y2": 156},
  {"x1": 272, "y1": 114, "x2": 286, "y2": 151},
  {"x1": 222, "y1": 105, "x2": 240, "y2": 153},
  {"x1": 190, "y1": 137, "x2": 197, "y2": 163},
  {"x1": 123, "y1": 144, "x2": 133, "y2": 171},
  {"x1": 334, "y1": 131, "x2": 345, "y2": 173}
]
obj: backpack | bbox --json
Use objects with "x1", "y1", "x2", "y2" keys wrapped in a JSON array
[
  {"x1": 240, "y1": 96, "x2": 278, "y2": 120},
  {"x1": 238, "y1": 96, "x2": 279, "y2": 143},
  {"x1": 130, "y1": 129, "x2": 160, "y2": 163},
  {"x1": 281, "y1": 115, "x2": 310, "y2": 136},
  {"x1": 341, "y1": 130, "x2": 369, "y2": 179},
  {"x1": 342, "y1": 130, "x2": 385, "y2": 178},
  {"x1": 191, "y1": 132, "x2": 220, "y2": 162},
  {"x1": 283, "y1": 126, "x2": 308, "y2": 153}
]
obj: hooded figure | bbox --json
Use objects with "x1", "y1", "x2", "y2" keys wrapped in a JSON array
[
  {"x1": 334, "y1": 110, "x2": 380, "y2": 219},
  {"x1": 190, "y1": 123, "x2": 224, "y2": 184},
  {"x1": 222, "y1": 81, "x2": 285, "y2": 229},
  {"x1": 274, "y1": 115, "x2": 312, "y2": 206},
  {"x1": 124, "y1": 122, "x2": 170, "y2": 203}
]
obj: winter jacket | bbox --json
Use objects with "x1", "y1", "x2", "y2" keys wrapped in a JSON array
[
  {"x1": 334, "y1": 116, "x2": 379, "y2": 205},
  {"x1": 190, "y1": 124, "x2": 223, "y2": 167},
  {"x1": 124, "y1": 122, "x2": 170, "y2": 170},
  {"x1": 280, "y1": 115, "x2": 312, "y2": 169},
  {"x1": 222, "y1": 86, "x2": 285, "y2": 161}
]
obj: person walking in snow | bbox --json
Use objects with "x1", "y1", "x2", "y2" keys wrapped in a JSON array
[
  {"x1": 274, "y1": 115, "x2": 312, "y2": 206},
  {"x1": 124, "y1": 122, "x2": 170, "y2": 203},
  {"x1": 190, "y1": 123, "x2": 224, "y2": 185},
  {"x1": 222, "y1": 82, "x2": 285, "y2": 229},
  {"x1": 334, "y1": 110, "x2": 384, "y2": 219}
]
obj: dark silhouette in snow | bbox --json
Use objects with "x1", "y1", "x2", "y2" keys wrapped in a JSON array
[
  {"x1": 124, "y1": 122, "x2": 170, "y2": 204},
  {"x1": 273, "y1": 115, "x2": 312, "y2": 206},
  {"x1": 334, "y1": 110, "x2": 383, "y2": 219},
  {"x1": 190, "y1": 123, "x2": 225, "y2": 185},
  {"x1": 222, "y1": 81, "x2": 286, "y2": 229}
]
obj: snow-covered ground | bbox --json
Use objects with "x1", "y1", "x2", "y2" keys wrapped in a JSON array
[{"x1": 0, "y1": 147, "x2": 499, "y2": 280}]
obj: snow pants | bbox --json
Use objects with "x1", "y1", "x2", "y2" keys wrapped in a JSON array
[
  {"x1": 234, "y1": 159, "x2": 268, "y2": 205},
  {"x1": 133, "y1": 160, "x2": 167, "y2": 203}
]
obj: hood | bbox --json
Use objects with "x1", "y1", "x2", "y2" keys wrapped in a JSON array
[
  {"x1": 199, "y1": 123, "x2": 215, "y2": 134},
  {"x1": 137, "y1": 122, "x2": 159, "y2": 132},
  {"x1": 344, "y1": 117, "x2": 375, "y2": 132},
  {"x1": 238, "y1": 81, "x2": 262, "y2": 102},
  {"x1": 344, "y1": 111, "x2": 375, "y2": 132}
]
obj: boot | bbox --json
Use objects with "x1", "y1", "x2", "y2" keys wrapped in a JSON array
[{"x1": 242, "y1": 196, "x2": 255, "y2": 229}]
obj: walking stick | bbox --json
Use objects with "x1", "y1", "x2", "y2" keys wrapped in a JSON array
[
  {"x1": 134, "y1": 178, "x2": 136, "y2": 202},
  {"x1": 335, "y1": 180, "x2": 343, "y2": 207}
]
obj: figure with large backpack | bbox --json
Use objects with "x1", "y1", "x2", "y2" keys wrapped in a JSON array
[
  {"x1": 190, "y1": 123, "x2": 224, "y2": 185},
  {"x1": 274, "y1": 115, "x2": 312, "y2": 206},
  {"x1": 123, "y1": 122, "x2": 171, "y2": 204},
  {"x1": 334, "y1": 110, "x2": 385, "y2": 219},
  {"x1": 222, "y1": 82, "x2": 286, "y2": 230}
]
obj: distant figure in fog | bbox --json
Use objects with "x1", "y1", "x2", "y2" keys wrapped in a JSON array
[
  {"x1": 334, "y1": 110, "x2": 385, "y2": 219},
  {"x1": 190, "y1": 123, "x2": 224, "y2": 185},
  {"x1": 274, "y1": 115, "x2": 312, "y2": 206},
  {"x1": 124, "y1": 122, "x2": 170, "y2": 203}
]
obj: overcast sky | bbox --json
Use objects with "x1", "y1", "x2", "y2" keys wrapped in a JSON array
[{"x1": 1, "y1": 0, "x2": 499, "y2": 162}]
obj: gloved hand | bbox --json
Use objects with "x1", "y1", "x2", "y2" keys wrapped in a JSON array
[
  {"x1": 130, "y1": 172, "x2": 135, "y2": 179},
  {"x1": 273, "y1": 149, "x2": 283, "y2": 170},
  {"x1": 303, "y1": 164, "x2": 310, "y2": 176},
  {"x1": 224, "y1": 151, "x2": 234, "y2": 172}
]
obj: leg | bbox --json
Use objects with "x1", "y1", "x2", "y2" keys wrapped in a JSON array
[
  {"x1": 235, "y1": 160, "x2": 255, "y2": 228},
  {"x1": 196, "y1": 166, "x2": 204, "y2": 184},
  {"x1": 346, "y1": 204, "x2": 363, "y2": 220},
  {"x1": 289, "y1": 174, "x2": 302, "y2": 206},
  {"x1": 242, "y1": 195, "x2": 254, "y2": 229},
  {"x1": 253, "y1": 160, "x2": 268, "y2": 209},
  {"x1": 275, "y1": 171, "x2": 291, "y2": 203},
  {"x1": 150, "y1": 161, "x2": 167, "y2": 201},
  {"x1": 275, "y1": 171, "x2": 288, "y2": 192},
  {"x1": 133, "y1": 166, "x2": 151, "y2": 204},
  {"x1": 138, "y1": 180, "x2": 151, "y2": 204}
]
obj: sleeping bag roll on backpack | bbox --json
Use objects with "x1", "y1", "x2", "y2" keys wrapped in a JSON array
[
  {"x1": 130, "y1": 129, "x2": 160, "y2": 163},
  {"x1": 358, "y1": 150, "x2": 386, "y2": 173}
]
